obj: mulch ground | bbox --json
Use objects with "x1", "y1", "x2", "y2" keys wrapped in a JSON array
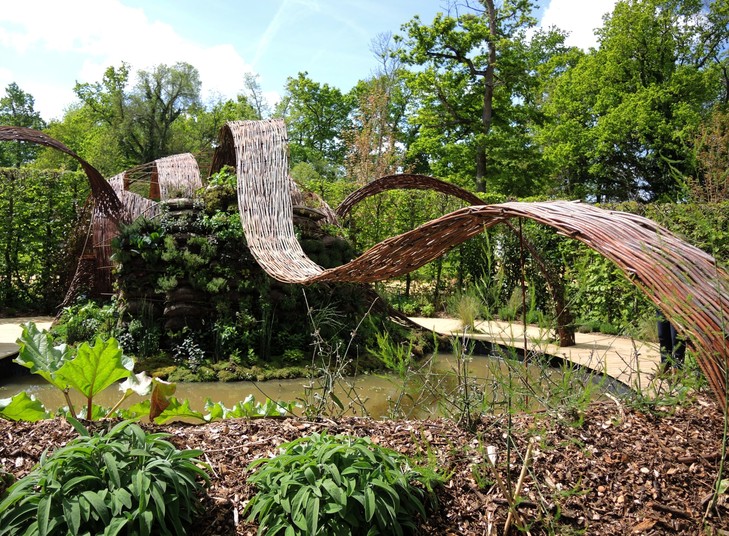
[{"x1": 1, "y1": 395, "x2": 728, "y2": 535}]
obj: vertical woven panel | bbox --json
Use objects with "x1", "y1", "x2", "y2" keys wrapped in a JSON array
[{"x1": 155, "y1": 153, "x2": 202, "y2": 200}]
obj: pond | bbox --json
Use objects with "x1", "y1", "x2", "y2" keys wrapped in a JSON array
[{"x1": 0, "y1": 353, "x2": 616, "y2": 420}]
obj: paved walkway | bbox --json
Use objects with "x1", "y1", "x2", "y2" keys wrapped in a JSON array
[
  {"x1": 410, "y1": 317, "x2": 661, "y2": 390},
  {"x1": 0, "y1": 317, "x2": 54, "y2": 360},
  {"x1": 1, "y1": 315, "x2": 661, "y2": 390}
]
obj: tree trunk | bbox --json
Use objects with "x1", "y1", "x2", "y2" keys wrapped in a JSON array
[{"x1": 476, "y1": 0, "x2": 497, "y2": 193}]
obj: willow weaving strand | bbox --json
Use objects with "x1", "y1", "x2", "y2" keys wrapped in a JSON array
[{"x1": 226, "y1": 119, "x2": 729, "y2": 403}]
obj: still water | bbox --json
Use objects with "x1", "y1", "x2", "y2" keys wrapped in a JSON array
[{"x1": 0, "y1": 354, "x2": 597, "y2": 419}]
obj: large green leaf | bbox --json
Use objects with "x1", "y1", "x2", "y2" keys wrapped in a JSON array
[
  {"x1": 0, "y1": 392, "x2": 50, "y2": 422},
  {"x1": 14, "y1": 322, "x2": 73, "y2": 389},
  {"x1": 153, "y1": 398, "x2": 205, "y2": 424},
  {"x1": 57, "y1": 337, "x2": 130, "y2": 400}
]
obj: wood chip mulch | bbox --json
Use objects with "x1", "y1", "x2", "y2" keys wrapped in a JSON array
[{"x1": 1, "y1": 396, "x2": 728, "y2": 535}]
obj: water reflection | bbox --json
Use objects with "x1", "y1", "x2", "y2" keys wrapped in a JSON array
[{"x1": 0, "y1": 353, "x2": 607, "y2": 420}]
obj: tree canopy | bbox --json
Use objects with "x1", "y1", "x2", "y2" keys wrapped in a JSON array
[
  {"x1": 3, "y1": 0, "x2": 728, "y2": 204},
  {"x1": 0, "y1": 83, "x2": 46, "y2": 167},
  {"x1": 539, "y1": 0, "x2": 729, "y2": 201}
]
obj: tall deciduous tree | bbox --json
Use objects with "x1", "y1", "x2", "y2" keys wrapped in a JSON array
[
  {"x1": 242, "y1": 73, "x2": 270, "y2": 119},
  {"x1": 0, "y1": 83, "x2": 46, "y2": 167},
  {"x1": 540, "y1": 0, "x2": 729, "y2": 202},
  {"x1": 74, "y1": 62, "x2": 201, "y2": 167},
  {"x1": 345, "y1": 32, "x2": 411, "y2": 184},
  {"x1": 397, "y1": 0, "x2": 567, "y2": 194},
  {"x1": 686, "y1": 107, "x2": 729, "y2": 202},
  {"x1": 171, "y1": 93, "x2": 260, "y2": 158},
  {"x1": 275, "y1": 72, "x2": 354, "y2": 178}
]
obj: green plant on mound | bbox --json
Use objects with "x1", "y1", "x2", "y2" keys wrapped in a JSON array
[
  {"x1": 0, "y1": 420, "x2": 209, "y2": 536},
  {"x1": 245, "y1": 432, "x2": 443, "y2": 536}
]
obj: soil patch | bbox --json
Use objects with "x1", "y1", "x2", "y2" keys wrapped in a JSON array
[{"x1": 1, "y1": 396, "x2": 727, "y2": 534}]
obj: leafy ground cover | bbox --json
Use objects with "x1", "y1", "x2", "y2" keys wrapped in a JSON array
[{"x1": 1, "y1": 395, "x2": 726, "y2": 535}]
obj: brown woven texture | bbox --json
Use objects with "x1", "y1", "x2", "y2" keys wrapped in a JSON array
[
  {"x1": 0, "y1": 129, "x2": 201, "y2": 301},
  {"x1": 225, "y1": 119, "x2": 729, "y2": 403},
  {"x1": 0, "y1": 126, "x2": 127, "y2": 300},
  {"x1": 110, "y1": 154, "x2": 202, "y2": 201},
  {"x1": 154, "y1": 153, "x2": 202, "y2": 200},
  {"x1": 336, "y1": 173, "x2": 484, "y2": 219},
  {"x1": 0, "y1": 126, "x2": 124, "y2": 219}
]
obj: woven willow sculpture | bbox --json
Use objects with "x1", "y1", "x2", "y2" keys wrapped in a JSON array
[
  {"x1": 214, "y1": 119, "x2": 729, "y2": 404},
  {"x1": 3, "y1": 122, "x2": 728, "y2": 404}
]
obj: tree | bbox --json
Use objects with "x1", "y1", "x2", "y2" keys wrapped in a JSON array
[
  {"x1": 274, "y1": 72, "x2": 354, "y2": 178},
  {"x1": 344, "y1": 32, "x2": 412, "y2": 184},
  {"x1": 0, "y1": 83, "x2": 47, "y2": 167},
  {"x1": 171, "y1": 93, "x2": 260, "y2": 158},
  {"x1": 397, "y1": 0, "x2": 567, "y2": 194},
  {"x1": 242, "y1": 73, "x2": 270, "y2": 119},
  {"x1": 685, "y1": 107, "x2": 729, "y2": 202},
  {"x1": 31, "y1": 104, "x2": 126, "y2": 177},
  {"x1": 540, "y1": 0, "x2": 729, "y2": 202},
  {"x1": 74, "y1": 62, "x2": 201, "y2": 167}
]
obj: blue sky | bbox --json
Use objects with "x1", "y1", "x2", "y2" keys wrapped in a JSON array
[{"x1": 0, "y1": 0, "x2": 617, "y2": 122}]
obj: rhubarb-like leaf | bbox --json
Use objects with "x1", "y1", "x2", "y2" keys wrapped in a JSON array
[
  {"x1": 154, "y1": 397, "x2": 205, "y2": 424},
  {"x1": 0, "y1": 392, "x2": 50, "y2": 422},
  {"x1": 14, "y1": 322, "x2": 73, "y2": 389},
  {"x1": 57, "y1": 337, "x2": 130, "y2": 414}
]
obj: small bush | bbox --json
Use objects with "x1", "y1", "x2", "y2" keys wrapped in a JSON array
[
  {"x1": 0, "y1": 420, "x2": 209, "y2": 536},
  {"x1": 56, "y1": 300, "x2": 117, "y2": 345},
  {"x1": 245, "y1": 432, "x2": 442, "y2": 536}
]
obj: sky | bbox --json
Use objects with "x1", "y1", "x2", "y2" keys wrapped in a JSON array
[{"x1": 0, "y1": 0, "x2": 618, "y2": 122}]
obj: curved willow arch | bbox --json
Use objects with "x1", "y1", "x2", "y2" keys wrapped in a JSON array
[
  {"x1": 335, "y1": 173, "x2": 484, "y2": 219},
  {"x1": 0, "y1": 126, "x2": 126, "y2": 300},
  {"x1": 225, "y1": 119, "x2": 729, "y2": 403},
  {"x1": 335, "y1": 172, "x2": 579, "y2": 346},
  {"x1": 0, "y1": 126, "x2": 124, "y2": 218}
]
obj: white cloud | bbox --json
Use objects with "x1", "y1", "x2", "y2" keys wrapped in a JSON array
[
  {"x1": 0, "y1": 0, "x2": 254, "y2": 119},
  {"x1": 540, "y1": 0, "x2": 618, "y2": 50}
]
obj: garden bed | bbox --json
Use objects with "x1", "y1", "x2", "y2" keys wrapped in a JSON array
[{"x1": 1, "y1": 396, "x2": 726, "y2": 535}]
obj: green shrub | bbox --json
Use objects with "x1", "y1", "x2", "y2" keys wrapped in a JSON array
[
  {"x1": 0, "y1": 420, "x2": 209, "y2": 536},
  {"x1": 245, "y1": 432, "x2": 442, "y2": 536},
  {"x1": 56, "y1": 300, "x2": 118, "y2": 345}
]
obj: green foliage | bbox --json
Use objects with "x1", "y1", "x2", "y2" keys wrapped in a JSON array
[
  {"x1": 15, "y1": 322, "x2": 134, "y2": 419},
  {"x1": 203, "y1": 395, "x2": 296, "y2": 421},
  {"x1": 370, "y1": 330, "x2": 414, "y2": 378},
  {"x1": 447, "y1": 291, "x2": 482, "y2": 330},
  {"x1": 0, "y1": 392, "x2": 50, "y2": 422},
  {"x1": 685, "y1": 107, "x2": 729, "y2": 203},
  {"x1": 276, "y1": 72, "x2": 354, "y2": 175},
  {"x1": 0, "y1": 420, "x2": 209, "y2": 536},
  {"x1": 0, "y1": 82, "x2": 46, "y2": 166},
  {"x1": 0, "y1": 167, "x2": 89, "y2": 313},
  {"x1": 540, "y1": 0, "x2": 729, "y2": 201},
  {"x1": 9, "y1": 322, "x2": 161, "y2": 422},
  {"x1": 74, "y1": 62, "x2": 202, "y2": 165},
  {"x1": 245, "y1": 432, "x2": 442, "y2": 536},
  {"x1": 396, "y1": 1, "x2": 567, "y2": 194},
  {"x1": 59, "y1": 336, "x2": 133, "y2": 415},
  {"x1": 13, "y1": 322, "x2": 75, "y2": 390},
  {"x1": 56, "y1": 300, "x2": 118, "y2": 345}
]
